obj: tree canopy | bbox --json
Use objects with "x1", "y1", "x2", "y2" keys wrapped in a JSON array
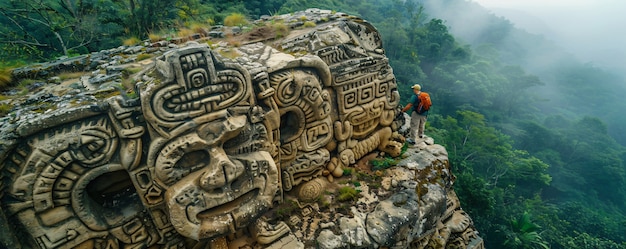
[{"x1": 1, "y1": 0, "x2": 625, "y2": 248}]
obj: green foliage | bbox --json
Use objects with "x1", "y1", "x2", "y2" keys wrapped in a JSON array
[
  {"x1": 0, "y1": 0, "x2": 122, "y2": 59},
  {"x1": 355, "y1": 171, "x2": 381, "y2": 183},
  {"x1": 503, "y1": 212, "x2": 549, "y2": 249},
  {"x1": 148, "y1": 33, "x2": 162, "y2": 42},
  {"x1": 123, "y1": 37, "x2": 142, "y2": 46},
  {"x1": 224, "y1": 13, "x2": 248, "y2": 27},
  {"x1": 342, "y1": 168, "x2": 353, "y2": 176},
  {"x1": 275, "y1": 199, "x2": 299, "y2": 220},
  {"x1": 0, "y1": 103, "x2": 12, "y2": 117},
  {"x1": 551, "y1": 202, "x2": 626, "y2": 244},
  {"x1": 1, "y1": 0, "x2": 626, "y2": 247},
  {"x1": 0, "y1": 66, "x2": 13, "y2": 90},
  {"x1": 337, "y1": 186, "x2": 360, "y2": 202},
  {"x1": 270, "y1": 21, "x2": 289, "y2": 39},
  {"x1": 429, "y1": 110, "x2": 557, "y2": 247},
  {"x1": 559, "y1": 232, "x2": 626, "y2": 249},
  {"x1": 302, "y1": 21, "x2": 316, "y2": 28},
  {"x1": 136, "y1": 54, "x2": 153, "y2": 61},
  {"x1": 370, "y1": 157, "x2": 398, "y2": 171}
]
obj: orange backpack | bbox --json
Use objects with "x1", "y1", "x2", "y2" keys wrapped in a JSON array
[{"x1": 417, "y1": 92, "x2": 432, "y2": 114}]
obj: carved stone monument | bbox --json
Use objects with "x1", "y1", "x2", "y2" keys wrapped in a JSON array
[{"x1": 0, "y1": 9, "x2": 482, "y2": 249}]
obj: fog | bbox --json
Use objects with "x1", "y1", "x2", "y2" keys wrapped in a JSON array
[
  {"x1": 472, "y1": 0, "x2": 626, "y2": 73},
  {"x1": 418, "y1": 0, "x2": 626, "y2": 146}
]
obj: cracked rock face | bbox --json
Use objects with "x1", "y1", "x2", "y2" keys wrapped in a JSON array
[{"x1": 0, "y1": 8, "x2": 482, "y2": 249}]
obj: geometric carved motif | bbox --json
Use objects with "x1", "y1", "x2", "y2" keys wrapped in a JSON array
[{"x1": 0, "y1": 12, "x2": 402, "y2": 248}]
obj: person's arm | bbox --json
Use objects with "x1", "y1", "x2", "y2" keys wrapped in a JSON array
[{"x1": 401, "y1": 103, "x2": 413, "y2": 112}]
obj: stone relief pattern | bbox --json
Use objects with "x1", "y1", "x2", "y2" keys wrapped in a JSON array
[
  {"x1": 142, "y1": 46, "x2": 254, "y2": 137},
  {"x1": 277, "y1": 19, "x2": 401, "y2": 184},
  {"x1": 2, "y1": 112, "x2": 161, "y2": 249},
  {"x1": 267, "y1": 68, "x2": 333, "y2": 191},
  {"x1": 0, "y1": 9, "x2": 483, "y2": 249},
  {"x1": 141, "y1": 46, "x2": 280, "y2": 242}
]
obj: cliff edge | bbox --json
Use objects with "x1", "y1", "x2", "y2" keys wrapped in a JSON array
[{"x1": 0, "y1": 8, "x2": 484, "y2": 249}]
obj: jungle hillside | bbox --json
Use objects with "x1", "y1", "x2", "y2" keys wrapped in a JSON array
[{"x1": 1, "y1": 0, "x2": 625, "y2": 248}]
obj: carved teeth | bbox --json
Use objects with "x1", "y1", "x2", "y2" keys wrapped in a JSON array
[{"x1": 354, "y1": 119, "x2": 378, "y2": 132}]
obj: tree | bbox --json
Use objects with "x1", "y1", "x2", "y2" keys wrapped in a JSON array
[
  {"x1": 504, "y1": 212, "x2": 550, "y2": 249},
  {"x1": 560, "y1": 232, "x2": 626, "y2": 249},
  {"x1": 0, "y1": 0, "x2": 99, "y2": 59}
]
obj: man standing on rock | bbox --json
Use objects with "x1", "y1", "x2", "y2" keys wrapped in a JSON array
[{"x1": 401, "y1": 84, "x2": 431, "y2": 145}]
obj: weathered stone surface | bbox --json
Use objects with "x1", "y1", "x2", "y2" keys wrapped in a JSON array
[
  {"x1": 0, "y1": 8, "x2": 483, "y2": 249},
  {"x1": 317, "y1": 229, "x2": 344, "y2": 249}
]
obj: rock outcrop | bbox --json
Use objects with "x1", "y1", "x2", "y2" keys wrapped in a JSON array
[{"x1": 0, "y1": 9, "x2": 483, "y2": 249}]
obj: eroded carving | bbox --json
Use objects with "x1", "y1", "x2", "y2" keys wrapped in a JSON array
[
  {"x1": 0, "y1": 9, "x2": 481, "y2": 249},
  {"x1": 143, "y1": 46, "x2": 280, "y2": 241},
  {"x1": 4, "y1": 111, "x2": 159, "y2": 248}
]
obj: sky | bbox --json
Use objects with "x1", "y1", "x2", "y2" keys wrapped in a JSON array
[{"x1": 472, "y1": 0, "x2": 626, "y2": 72}]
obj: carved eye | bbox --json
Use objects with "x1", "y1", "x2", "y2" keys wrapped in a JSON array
[
  {"x1": 86, "y1": 169, "x2": 141, "y2": 211},
  {"x1": 223, "y1": 121, "x2": 270, "y2": 156},
  {"x1": 159, "y1": 150, "x2": 211, "y2": 185},
  {"x1": 155, "y1": 134, "x2": 214, "y2": 186},
  {"x1": 77, "y1": 165, "x2": 144, "y2": 231}
]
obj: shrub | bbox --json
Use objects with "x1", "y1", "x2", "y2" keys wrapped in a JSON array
[
  {"x1": 303, "y1": 21, "x2": 316, "y2": 28},
  {"x1": 356, "y1": 171, "x2": 382, "y2": 182},
  {"x1": 136, "y1": 53, "x2": 152, "y2": 61},
  {"x1": 275, "y1": 200, "x2": 298, "y2": 219},
  {"x1": 189, "y1": 23, "x2": 207, "y2": 35},
  {"x1": 177, "y1": 28, "x2": 195, "y2": 40},
  {"x1": 123, "y1": 37, "x2": 141, "y2": 46},
  {"x1": 224, "y1": 13, "x2": 248, "y2": 27},
  {"x1": 206, "y1": 18, "x2": 215, "y2": 26},
  {"x1": 0, "y1": 103, "x2": 12, "y2": 117},
  {"x1": 272, "y1": 22, "x2": 289, "y2": 39},
  {"x1": 0, "y1": 67, "x2": 12, "y2": 90},
  {"x1": 370, "y1": 157, "x2": 398, "y2": 171},
  {"x1": 148, "y1": 33, "x2": 162, "y2": 42},
  {"x1": 343, "y1": 168, "x2": 353, "y2": 176},
  {"x1": 18, "y1": 79, "x2": 36, "y2": 89},
  {"x1": 337, "y1": 186, "x2": 360, "y2": 202}
]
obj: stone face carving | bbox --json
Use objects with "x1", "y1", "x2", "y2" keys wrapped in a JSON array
[
  {"x1": 3, "y1": 106, "x2": 156, "y2": 248},
  {"x1": 141, "y1": 45, "x2": 280, "y2": 241},
  {"x1": 0, "y1": 8, "x2": 481, "y2": 249}
]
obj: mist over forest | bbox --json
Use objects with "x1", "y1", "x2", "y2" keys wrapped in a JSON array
[
  {"x1": 1, "y1": 0, "x2": 625, "y2": 248},
  {"x1": 476, "y1": 0, "x2": 626, "y2": 74},
  {"x1": 422, "y1": 0, "x2": 626, "y2": 146},
  {"x1": 416, "y1": 1, "x2": 626, "y2": 247}
]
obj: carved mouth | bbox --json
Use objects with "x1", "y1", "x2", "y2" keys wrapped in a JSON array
[
  {"x1": 196, "y1": 188, "x2": 259, "y2": 220},
  {"x1": 354, "y1": 118, "x2": 379, "y2": 132}
]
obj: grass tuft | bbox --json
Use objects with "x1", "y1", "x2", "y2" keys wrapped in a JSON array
[
  {"x1": 123, "y1": 37, "x2": 141, "y2": 46},
  {"x1": 224, "y1": 13, "x2": 248, "y2": 27}
]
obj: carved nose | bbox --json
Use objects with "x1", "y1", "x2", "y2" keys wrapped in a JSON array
[
  {"x1": 199, "y1": 161, "x2": 228, "y2": 191},
  {"x1": 198, "y1": 151, "x2": 245, "y2": 191}
]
